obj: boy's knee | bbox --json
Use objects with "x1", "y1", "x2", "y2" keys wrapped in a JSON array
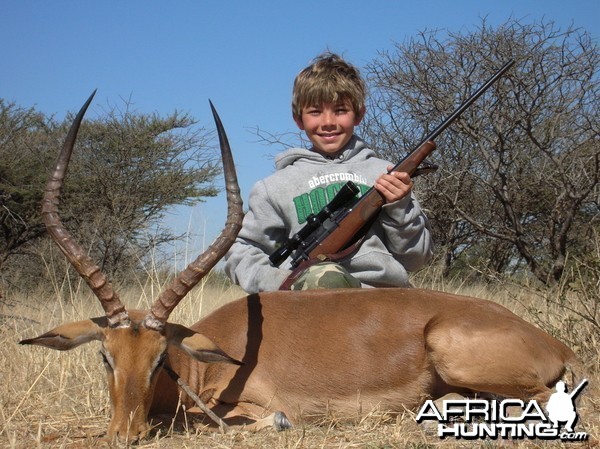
[{"x1": 290, "y1": 262, "x2": 361, "y2": 290}]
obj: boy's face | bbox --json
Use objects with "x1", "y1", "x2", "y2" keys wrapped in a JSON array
[{"x1": 294, "y1": 101, "x2": 364, "y2": 156}]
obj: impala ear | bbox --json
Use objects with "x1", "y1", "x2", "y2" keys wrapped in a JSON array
[
  {"x1": 19, "y1": 317, "x2": 108, "y2": 351},
  {"x1": 165, "y1": 323, "x2": 242, "y2": 365}
]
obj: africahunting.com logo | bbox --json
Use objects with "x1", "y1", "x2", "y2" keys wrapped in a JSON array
[{"x1": 416, "y1": 379, "x2": 589, "y2": 441}]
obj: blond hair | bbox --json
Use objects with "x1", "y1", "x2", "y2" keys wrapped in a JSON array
[{"x1": 292, "y1": 52, "x2": 366, "y2": 120}]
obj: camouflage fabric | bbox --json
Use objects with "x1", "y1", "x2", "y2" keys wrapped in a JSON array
[{"x1": 290, "y1": 262, "x2": 362, "y2": 290}]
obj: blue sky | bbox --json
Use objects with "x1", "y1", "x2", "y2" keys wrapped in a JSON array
[{"x1": 2, "y1": 0, "x2": 598, "y2": 263}]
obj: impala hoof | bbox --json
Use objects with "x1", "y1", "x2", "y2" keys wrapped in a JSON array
[{"x1": 273, "y1": 411, "x2": 292, "y2": 431}]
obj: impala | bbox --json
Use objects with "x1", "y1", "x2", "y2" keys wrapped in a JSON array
[{"x1": 20, "y1": 93, "x2": 582, "y2": 442}]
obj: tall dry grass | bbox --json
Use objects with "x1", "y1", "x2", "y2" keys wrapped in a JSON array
[{"x1": 1, "y1": 257, "x2": 598, "y2": 448}]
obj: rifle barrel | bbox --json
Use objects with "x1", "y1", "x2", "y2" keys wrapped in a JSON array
[{"x1": 568, "y1": 378, "x2": 588, "y2": 399}]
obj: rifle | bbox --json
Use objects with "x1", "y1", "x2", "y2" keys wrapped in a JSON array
[
  {"x1": 270, "y1": 60, "x2": 515, "y2": 284},
  {"x1": 568, "y1": 379, "x2": 588, "y2": 400}
]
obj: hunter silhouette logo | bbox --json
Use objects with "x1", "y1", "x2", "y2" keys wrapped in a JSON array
[
  {"x1": 416, "y1": 379, "x2": 589, "y2": 441},
  {"x1": 546, "y1": 379, "x2": 586, "y2": 433}
]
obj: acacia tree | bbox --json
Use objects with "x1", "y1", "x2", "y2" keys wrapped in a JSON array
[
  {"x1": 0, "y1": 99, "x2": 220, "y2": 288},
  {"x1": 0, "y1": 101, "x2": 52, "y2": 271},
  {"x1": 63, "y1": 106, "x2": 220, "y2": 278},
  {"x1": 363, "y1": 19, "x2": 599, "y2": 285}
]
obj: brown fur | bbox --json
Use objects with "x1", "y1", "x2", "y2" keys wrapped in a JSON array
[
  {"x1": 182, "y1": 289, "x2": 578, "y2": 419},
  {"x1": 21, "y1": 288, "x2": 580, "y2": 440}
]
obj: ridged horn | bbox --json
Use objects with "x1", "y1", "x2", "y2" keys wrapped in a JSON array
[
  {"x1": 143, "y1": 101, "x2": 244, "y2": 331},
  {"x1": 42, "y1": 91, "x2": 130, "y2": 328}
]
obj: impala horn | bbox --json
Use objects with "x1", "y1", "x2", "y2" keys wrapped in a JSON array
[
  {"x1": 42, "y1": 90, "x2": 130, "y2": 328},
  {"x1": 143, "y1": 101, "x2": 244, "y2": 331}
]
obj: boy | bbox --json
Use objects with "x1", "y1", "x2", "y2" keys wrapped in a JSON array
[{"x1": 224, "y1": 53, "x2": 433, "y2": 292}]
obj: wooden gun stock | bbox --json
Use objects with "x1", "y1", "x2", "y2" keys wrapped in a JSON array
[{"x1": 307, "y1": 140, "x2": 437, "y2": 259}]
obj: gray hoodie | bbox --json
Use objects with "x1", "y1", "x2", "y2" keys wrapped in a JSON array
[{"x1": 224, "y1": 135, "x2": 433, "y2": 292}]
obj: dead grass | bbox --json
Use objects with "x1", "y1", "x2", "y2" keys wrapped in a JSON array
[{"x1": 1, "y1": 269, "x2": 598, "y2": 448}]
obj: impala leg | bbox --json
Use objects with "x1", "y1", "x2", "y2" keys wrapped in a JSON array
[
  {"x1": 235, "y1": 411, "x2": 292, "y2": 432},
  {"x1": 217, "y1": 403, "x2": 292, "y2": 432},
  {"x1": 187, "y1": 403, "x2": 292, "y2": 432},
  {"x1": 425, "y1": 322, "x2": 561, "y2": 401}
]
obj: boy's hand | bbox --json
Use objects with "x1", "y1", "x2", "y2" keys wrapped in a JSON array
[{"x1": 374, "y1": 166, "x2": 413, "y2": 203}]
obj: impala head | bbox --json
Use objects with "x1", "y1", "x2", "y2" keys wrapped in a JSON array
[{"x1": 19, "y1": 92, "x2": 244, "y2": 441}]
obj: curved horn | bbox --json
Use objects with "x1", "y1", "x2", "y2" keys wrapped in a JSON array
[
  {"x1": 144, "y1": 101, "x2": 244, "y2": 331},
  {"x1": 42, "y1": 91, "x2": 130, "y2": 328}
]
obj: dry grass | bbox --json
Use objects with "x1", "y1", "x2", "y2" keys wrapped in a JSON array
[{"x1": 1, "y1": 268, "x2": 598, "y2": 448}]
